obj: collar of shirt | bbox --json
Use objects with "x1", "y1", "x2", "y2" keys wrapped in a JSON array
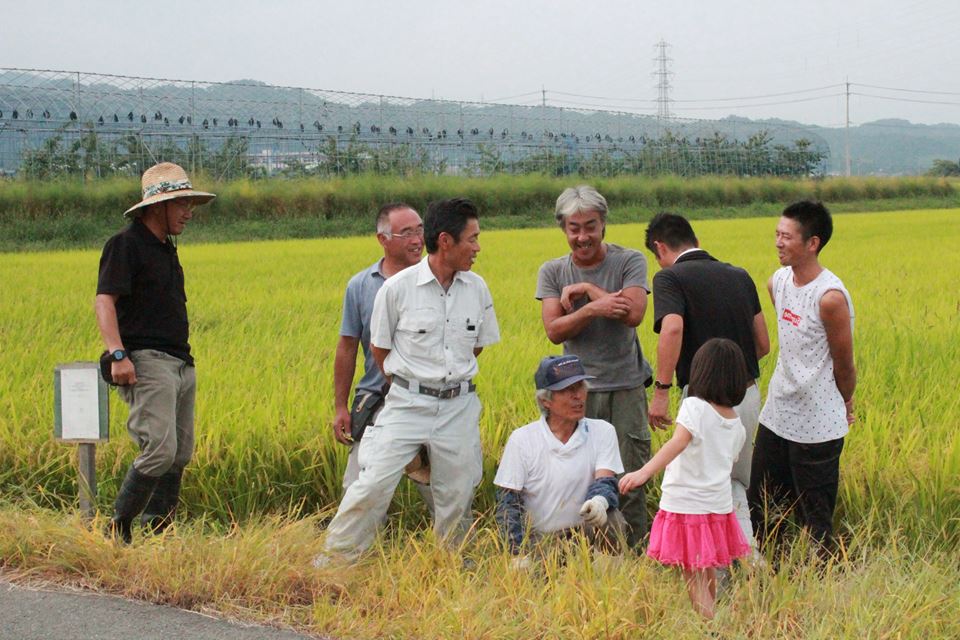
[
  {"x1": 132, "y1": 218, "x2": 176, "y2": 254},
  {"x1": 677, "y1": 247, "x2": 705, "y2": 260},
  {"x1": 415, "y1": 255, "x2": 465, "y2": 288},
  {"x1": 371, "y1": 258, "x2": 387, "y2": 280},
  {"x1": 538, "y1": 416, "x2": 590, "y2": 457}
]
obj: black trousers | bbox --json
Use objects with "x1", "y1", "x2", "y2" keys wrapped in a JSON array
[{"x1": 747, "y1": 423, "x2": 845, "y2": 552}]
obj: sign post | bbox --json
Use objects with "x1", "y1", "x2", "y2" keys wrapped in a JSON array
[{"x1": 54, "y1": 362, "x2": 109, "y2": 518}]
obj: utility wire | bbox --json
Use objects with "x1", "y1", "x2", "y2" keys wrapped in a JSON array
[
  {"x1": 548, "y1": 83, "x2": 843, "y2": 104},
  {"x1": 853, "y1": 83, "x2": 960, "y2": 97},
  {"x1": 852, "y1": 92, "x2": 960, "y2": 107}
]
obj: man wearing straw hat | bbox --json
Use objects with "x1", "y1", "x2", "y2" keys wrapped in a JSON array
[{"x1": 95, "y1": 162, "x2": 215, "y2": 544}]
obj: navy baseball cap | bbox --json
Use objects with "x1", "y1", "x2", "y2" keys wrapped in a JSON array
[{"x1": 535, "y1": 355, "x2": 595, "y2": 391}]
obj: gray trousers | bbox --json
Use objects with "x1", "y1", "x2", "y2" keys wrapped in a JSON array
[
  {"x1": 118, "y1": 349, "x2": 196, "y2": 477},
  {"x1": 585, "y1": 386, "x2": 651, "y2": 549}
]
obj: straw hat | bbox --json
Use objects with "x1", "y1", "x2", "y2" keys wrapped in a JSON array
[{"x1": 124, "y1": 162, "x2": 216, "y2": 218}]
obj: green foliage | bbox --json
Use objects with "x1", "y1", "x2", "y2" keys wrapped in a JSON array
[{"x1": 926, "y1": 158, "x2": 960, "y2": 177}]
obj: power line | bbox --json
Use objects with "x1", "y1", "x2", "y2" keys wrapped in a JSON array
[
  {"x1": 671, "y1": 84, "x2": 845, "y2": 103},
  {"x1": 853, "y1": 83, "x2": 960, "y2": 97},
  {"x1": 852, "y1": 92, "x2": 960, "y2": 107},
  {"x1": 670, "y1": 93, "x2": 845, "y2": 111}
]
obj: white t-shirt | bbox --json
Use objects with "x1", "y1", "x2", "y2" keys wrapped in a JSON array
[
  {"x1": 494, "y1": 417, "x2": 623, "y2": 533},
  {"x1": 659, "y1": 396, "x2": 746, "y2": 515},
  {"x1": 759, "y1": 266, "x2": 854, "y2": 443}
]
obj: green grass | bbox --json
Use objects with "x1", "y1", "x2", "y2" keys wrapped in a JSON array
[
  {"x1": 2, "y1": 207, "x2": 959, "y2": 637},
  {"x1": 0, "y1": 174, "x2": 956, "y2": 251}
]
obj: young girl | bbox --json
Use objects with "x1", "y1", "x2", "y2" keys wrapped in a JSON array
[{"x1": 620, "y1": 338, "x2": 752, "y2": 620}]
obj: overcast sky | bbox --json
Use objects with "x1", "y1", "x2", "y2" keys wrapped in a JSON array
[{"x1": 3, "y1": 0, "x2": 959, "y2": 128}]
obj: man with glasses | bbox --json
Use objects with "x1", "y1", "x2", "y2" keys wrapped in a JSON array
[{"x1": 331, "y1": 202, "x2": 432, "y2": 506}]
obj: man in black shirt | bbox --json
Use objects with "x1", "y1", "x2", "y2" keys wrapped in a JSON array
[
  {"x1": 644, "y1": 212, "x2": 769, "y2": 549},
  {"x1": 96, "y1": 162, "x2": 215, "y2": 543}
]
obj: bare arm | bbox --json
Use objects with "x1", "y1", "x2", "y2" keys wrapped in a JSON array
[
  {"x1": 649, "y1": 313, "x2": 683, "y2": 430},
  {"x1": 766, "y1": 275, "x2": 775, "y2": 306},
  {"x1": 752, "y1": 311, "x2": 770, "y2": 360},
  {"x1": 619, "y1": 423, "x2": 693, "y2": 494},
  {"x1": 332, "y1": 336, "x2": 360, "y2": 445},
  {"x1": 541, "y1": 290, "x2": 632, "y2": 344},
  {"x1": 820, "y1": 290, "x2": 856, "y2": 403},
  {"x1": 94, "y1": 293, "x2": 137, "y2": 385},
  {"x1": 619, "y1": 286, "x2": 648, "y2": 328}
]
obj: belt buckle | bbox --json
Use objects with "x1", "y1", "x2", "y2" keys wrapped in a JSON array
[{"x1": 438, "y1": 387, "x2": 456, "y2": 400}]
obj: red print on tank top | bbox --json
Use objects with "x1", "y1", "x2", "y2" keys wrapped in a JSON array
[{"x1": 782, "y1": 308, "x2": 802, "y2": 327}]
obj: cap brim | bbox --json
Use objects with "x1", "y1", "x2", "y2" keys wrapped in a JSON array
[
  {"x1": 544, "y1": 374, "x2": 595, "y2": 391},
  {"x1": 123, "y1": 191, "x2": 216, "y2": 219}
]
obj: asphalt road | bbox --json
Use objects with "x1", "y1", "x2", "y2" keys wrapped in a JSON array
[{"x1": 0, "y1": 579, "x2": 320, "y2": 640}]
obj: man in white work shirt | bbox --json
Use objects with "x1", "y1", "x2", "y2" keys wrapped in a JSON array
[{"x1": 318, "y1": 198, "x2": 500, "y2": 563}]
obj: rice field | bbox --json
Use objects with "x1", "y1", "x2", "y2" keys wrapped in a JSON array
[
  {"x1": 1, "y1": 207, "x2": 959, "y2": 547},
  {"x1": 2, "y1": 207, "x2": 959, "y2": 637}
]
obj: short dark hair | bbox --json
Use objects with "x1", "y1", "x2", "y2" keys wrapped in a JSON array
[
  {"x1": 687, "y1": 338, "x2": 750, "y2": 407},
  {"x1": 782, "y1": 200, "x2": 833, "y2": 253},
  {"x1": 645, "y1": 212, "x2": 698, "y2": 257},
  {"x1": 375, "y1": 202, "x2": 415, "y2": 233},
  {"x1": 423, "y1": 198, "x2": 478, "y2": 253}
]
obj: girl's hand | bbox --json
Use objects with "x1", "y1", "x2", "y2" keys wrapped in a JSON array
[{"x1": 619, "y1": 469, "x2": 649, "y2": 494}]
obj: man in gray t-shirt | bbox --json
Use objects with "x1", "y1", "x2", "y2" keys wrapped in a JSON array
[{"x1": 535, "y1": 185, "x2": 653, "y2": 549}]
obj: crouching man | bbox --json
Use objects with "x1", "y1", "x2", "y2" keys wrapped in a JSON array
[{"x1": 494, "y1": 355, "x2": 625, "y2": 564}]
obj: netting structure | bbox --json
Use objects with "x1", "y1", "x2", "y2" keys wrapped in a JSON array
[{"x1": 0, "y1": 68, "x2": 830, "y2": 179}]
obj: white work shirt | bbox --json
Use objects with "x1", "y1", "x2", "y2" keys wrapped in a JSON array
[
  {"x1": 760, "y1": 266, "x2": 855, "y2": 443},
  {"x1": 370, "y1": 256, "x2": 499, "y2": 385},
  {"x1": 660, "y1": 396, "x2": 746, "y2": 515},
  {"x1": 494, "y1": 417, "x2": 623, "y2": 533}
]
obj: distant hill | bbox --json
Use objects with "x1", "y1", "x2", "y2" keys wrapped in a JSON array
[{"x1": 2, "y1": 69, "x2": 958, "y2": 176}]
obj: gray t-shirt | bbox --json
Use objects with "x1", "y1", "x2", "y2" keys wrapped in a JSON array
[{"x1": 536, "y1": 243, "x2": 653, "y2": 391}]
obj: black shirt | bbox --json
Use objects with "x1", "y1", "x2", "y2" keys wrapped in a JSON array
[
  {"x1": 652, "y1": 250, "x2": 761, "y2": 387},
  {"x1": 97, "y1": 219, "x2": 193, "y2": 364}
]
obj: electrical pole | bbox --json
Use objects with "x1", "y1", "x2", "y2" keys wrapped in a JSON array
[
  {"x1": 654, "y1": 40, "x2": 673, "y2": 121},
  {"x1": 845, "y1": 79, "x2": 851, "y2": 177}
]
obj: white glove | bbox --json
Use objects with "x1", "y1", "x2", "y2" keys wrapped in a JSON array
[
  {"x1": 509, "y1": 555, "x2": 533, "y2": 571},
  {"x1": 579, "y1": 495, "x2": 609, "y2": 527}
]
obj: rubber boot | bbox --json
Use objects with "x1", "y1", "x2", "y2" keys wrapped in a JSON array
[
  {"x1": 106, "y1": 466, "x2": 159, "y2": 544},
  {"x1": 140, "y1": 466, "x2": 183, "y2": 534}
]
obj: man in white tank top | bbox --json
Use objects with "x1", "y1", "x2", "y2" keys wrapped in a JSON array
[{"x1": 748, "y1": 200, "x2": 856, "y2": 559}]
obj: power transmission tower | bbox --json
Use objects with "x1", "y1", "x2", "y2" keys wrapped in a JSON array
[{"x1": 654, "y1": 40, "x2": 673, "y2": 120}]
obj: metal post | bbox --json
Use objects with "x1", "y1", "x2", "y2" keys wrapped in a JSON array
[
  {"x1": 844, "y1": 80, "x2": 851, "y2": 177},
  {"x1": 77, "y1": 443, "x2": 97, "y2": 519}
]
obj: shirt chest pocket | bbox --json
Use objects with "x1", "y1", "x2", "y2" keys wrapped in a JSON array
[
  {"x1": 450, "y1": 315, "x2": 482, "y2": 349},
  {"x1": 397, "y1": 311, "x2": 441, "y2": 352}
]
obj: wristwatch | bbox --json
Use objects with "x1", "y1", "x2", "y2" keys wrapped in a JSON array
[
  {"x1": 654, "y1": 380, "x2": 672, "y2": 390},
  {"x1": 110, "y1": 349, "x2": 127, "y2": 362}
]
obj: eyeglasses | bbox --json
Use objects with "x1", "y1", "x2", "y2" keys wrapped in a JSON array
[{"x1": 384, "y1": 228, "x2": 424, "y2": 240}]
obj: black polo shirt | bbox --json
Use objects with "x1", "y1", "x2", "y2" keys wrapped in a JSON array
[
  {"x1": 652, "y1": 249, "x2": 761, "y2": 387},
  {"x1": 97, "y1": 219, "x2": 193, "y2": 364}
]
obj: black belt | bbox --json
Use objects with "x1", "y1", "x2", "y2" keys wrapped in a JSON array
[{"x1": 392, "y1": 376, "x2": 476, "y2": 399}]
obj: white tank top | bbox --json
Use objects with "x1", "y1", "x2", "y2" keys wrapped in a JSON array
[{"x1": 760, "y1": 267, "x2": 854, "y2": 443}]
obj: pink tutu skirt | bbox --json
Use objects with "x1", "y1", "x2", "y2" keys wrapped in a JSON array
[{"x1": 647, "y1": 509, "x2": 750, "y2": 570}]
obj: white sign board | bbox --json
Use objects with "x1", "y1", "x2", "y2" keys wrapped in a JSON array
[{"x1": 54, "y1": 362, "x2": 109, "y2": 442}]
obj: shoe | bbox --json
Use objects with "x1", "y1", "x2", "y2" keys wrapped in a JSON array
[
  {"x1": 106, "y1": 466, "x2": 159, "y2": 544},
  {"x1": 140, "y1": 466, "x2": 183, "y2": 534}
]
